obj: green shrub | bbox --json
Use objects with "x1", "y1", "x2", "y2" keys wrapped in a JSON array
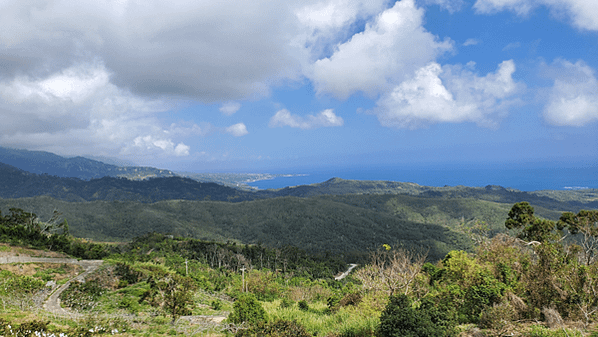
[
  {"x1": 328, "y1": 293, "x2": 342, "y2": 312},
  {"x1": 228, "y1": 293, "x2": 267, "y2": 326},
  {"x1": 340, "y1": 292, "x2": 362, "y2": 307},
  {"x1": 115, "y1": 262, "x2": 141, "y2": 285},
  {"x1": 280, "y1": 298, "x2": 294, "y2": 309},
  {"x1": 1, "y1": 274, "x2": 45, "y2": 295},
  {"x1": 377, "y1": 294, "x2": 455, "y2": 337},
  {"x1": 236, "y1": 319, "x2": 311, "y2": 337},
  {"x1": 211, "y1": 299, "x2": 223, "y2": 310},
  {"x1": 8, "y1": 320, "x2": 50, "y2": 337},
  {"x1": 59, "y1": 279, "x2": 105, "y2": 311},
  {"x1": 298, "y1": 300, "x2": 309, "y2": 311},
  {"x1": 118, "y1": 296, "x2": 141, "y2": 313},
  {"x1": 526, "y1": 325, "x2": 584, "y2": 337},
  {"x1": 463, "y1": 274, "x2": 505, "y2": 322}
]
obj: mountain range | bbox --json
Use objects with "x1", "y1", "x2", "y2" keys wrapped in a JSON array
[{"x1": 1, "y1": 146, "x2": 597, "y2": 260}]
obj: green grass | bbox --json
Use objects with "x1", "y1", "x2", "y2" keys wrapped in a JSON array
[
  {"x1": 524, "y1": 325, "x2": 585, "y2": 337},
  {"x1": 262, "y1": 299, "x2": 379, "y2": 336}
]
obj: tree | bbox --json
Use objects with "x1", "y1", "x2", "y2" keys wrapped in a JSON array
[
  {"x1": 153, "y1": 273, "x2": 196, "y2": 323},
  {"x1": 558, "y1": 210, "x2": 598, "y2": 265},
  {"x1": 354, "y1": 246, "x2": 426, "y2": 297},
  {"x1": 505, "y1": 202, "x2": 558, "y2": 243},
  {"x1": 228, "y1": 293, "x2": 267, "y2": 326}
]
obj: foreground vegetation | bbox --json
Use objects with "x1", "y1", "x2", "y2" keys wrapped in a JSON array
[{"x1": 2, "y1": 203, "x2": 598, "y2": 336}]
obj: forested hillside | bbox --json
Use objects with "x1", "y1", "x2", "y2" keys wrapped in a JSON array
[
  {"x1": 3, "y1": 204, "x2": 598, "y2": 337},
  {"x1": 0, "y1": 193, "x2": 569, "y2": 262},
  {"x1": 266, "y1": 177, "x2": 598, "y2": 211},
  {"x1": 1, "y1": 157, "x2": 596, "y2": 263}
]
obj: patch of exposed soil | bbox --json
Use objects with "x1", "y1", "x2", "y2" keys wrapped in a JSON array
[
  {"x1": 0, "y1": 243, "x2": 70, "y2": 258},
  {"x1": 0, "y1": 262, "x2": 82, "y2": 281}
]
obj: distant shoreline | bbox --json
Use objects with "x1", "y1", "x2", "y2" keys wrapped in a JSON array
[{"x1": 245, "y1": 166, "x2": 597, "y2": 192}]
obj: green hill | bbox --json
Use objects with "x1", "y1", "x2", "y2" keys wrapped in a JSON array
[
  {"x1": 0, "y1": 193, "x2": 570, "y2": 262},
  {"x1": 259, "y1": 177, "x2": 598, "y2": 211},
  {"x1": 0, "y1": 146, "x2": 176, "y2": 180}
]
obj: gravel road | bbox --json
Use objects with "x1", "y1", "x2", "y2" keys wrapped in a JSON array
[{"x1": 0, "y1": 256, "x2": 103, "y2": 317}]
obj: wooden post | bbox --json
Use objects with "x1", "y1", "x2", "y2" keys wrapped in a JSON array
[
  {"x1": 240, "y1": 266, "x2": 246, "y2": 292},
  {"x1": 185, "y1": 259, "x2": 188, "y2": 276}
]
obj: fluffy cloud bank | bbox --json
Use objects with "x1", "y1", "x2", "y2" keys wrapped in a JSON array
[
  {"x1": 0, "y1": 0, "x2": 302, "y2": 102},
  {"x1": 473, "y1": 0, "x2": 598, "y2": 31},
  {"x1": 542, "y1": 59, "x2": 598, "y2": 126},
  {"x1": 372, "y1": 60, "x2": 523, "y2": 128},
  {"x1": 0, "y1": 62, "x2": 244, "y2": 160},
  {"x1": 305, "y1": 0, "x2": 525, "y2": 129},
  {"x1": 0, "y1": 0, "x2": 294, "y2": 159},
  {"x1": 310, "y1": 0, "x2": 452, "y2": 99},
  {"x1": 269, "y1": 109, "x2": 344, "y2": 129}
]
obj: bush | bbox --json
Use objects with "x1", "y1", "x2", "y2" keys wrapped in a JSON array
[
  {"x1": 236, "y1": 319, "x2": 311, "y2": 337},
  {"x1": 20, "y1": 321, "x2": 50, "y2": 336},
  {"x1": 527, "y1": 325, "x2": 584, "y2": 337},
  {"x1": 211, "y1": 299, "x2": 223, "y2": 310},
  {"x1": 228, "y1": 293, "x2": 267, "y2": 326},
  {"x1": 59, "y1": 279, "x2": 105, "y2": 311},
  {"x1": 377, "y1": 294, "x2": 455, "y2": 337},
  {"x1": 340, "y1": 292, "x2": 362, "y2": 307},
  {"x1": 328, "y1": 293, "x2": 342, "y2": 312},
  {"x1": 479, "y1": 302, "x2": 516, "y2": 336},
  {"x1": 298, "y1": 300, "x2": 309, "y2": 311},
  {"x1": 280, "y1": 298, "x2": 294, "y2": 309}
]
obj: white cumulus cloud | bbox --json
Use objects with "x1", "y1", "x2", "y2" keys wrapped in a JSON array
[
  {"x1": 473, "y1": 0, "x2": 598, "y2": 31},
  {"x1": 219, "y1": 102, "x2": 242, "y2": 116},
  {"x1": 542, "y1": 59, "x2": 598, "y2": 126},
  {"x1": 0, "y1": 0, "x2": 304, "y2": 102},
  {"x1": 130, "y1": 136, "x2": 189, "y2": 157},
  {"x1": 295, "y1": 0, "x2": 389, "y2": 61},
  {"x1": 310, "y1": 0, "x2": 453, "y2": 99},
  {"x1": 421, "y1": 0, "x2": 465, "y2": 13},
  {"x1": 269, "y1": 109, "x2": 344, "y2": 129},
  {"x1": 0, "y1": 62, "x2": 199, "y2": 160},
  {"x1": 373, "y1": 60, "x2": 524, "y2": 128},
  {"x1": 225, "y1": 123, "x2": 249, "y2": 137},
  {"x1": 463, "y1": 38, "x2": 481, "y2": 46}
]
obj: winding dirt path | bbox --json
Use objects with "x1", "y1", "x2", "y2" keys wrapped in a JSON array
[
  {"x1": 335, "y1": 263, "x2": 358, "y2": 280},
  {"x1": 43, "y1": 260, "x2": 103, "y2": 317},
  {"x1": 0, "y1": 256, "x2": 103, "y2": 316}
]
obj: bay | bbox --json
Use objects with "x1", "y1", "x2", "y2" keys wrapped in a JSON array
[{"x1": 246, "y1": 164, "x2": 597, "y2": 191}]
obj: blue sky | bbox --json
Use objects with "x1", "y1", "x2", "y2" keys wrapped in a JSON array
[{"x1": 0, "y1": 0, "x2": 596, "y2": 173}]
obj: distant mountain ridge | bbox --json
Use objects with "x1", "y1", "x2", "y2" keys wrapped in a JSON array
[
  {"x1": 0, "y1": 146, "x2": 176, "y2": 180},
  {"x1": 1, "y1": 161, "x2": 597, "y2": 212},
  {"x1": 0, "y1": 162, "x2": 253, "y2": 202},
  {"x1": 1, "y1": 147, "x2": 597, "y2": 210},
  {"x1": 263, "y1": 177, "x2": 598, "y2": 211},
  {"x1": 1, "y1": 156, "x2": 597, "y2": 260}
]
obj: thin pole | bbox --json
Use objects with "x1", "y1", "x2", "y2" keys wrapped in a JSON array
[{"x1": 241, "y1": 267, "x2": 246, "y2": 292}]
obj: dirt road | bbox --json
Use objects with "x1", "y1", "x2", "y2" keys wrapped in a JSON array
[
  {"x1": 0, "y1": 256, "x2": 103, "y2": 316},
  {"x1": 335, "y1": 264, "x2": 358, "y2": 280}
]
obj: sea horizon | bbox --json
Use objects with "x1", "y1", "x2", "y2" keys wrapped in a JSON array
[{"x1": 246, "y1": 164, "x2": 597, "y2": 192}]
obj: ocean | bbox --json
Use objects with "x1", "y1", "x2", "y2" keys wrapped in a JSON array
[{"x1": 246, "y1": 164, "x2": 597, "y2": 191}]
